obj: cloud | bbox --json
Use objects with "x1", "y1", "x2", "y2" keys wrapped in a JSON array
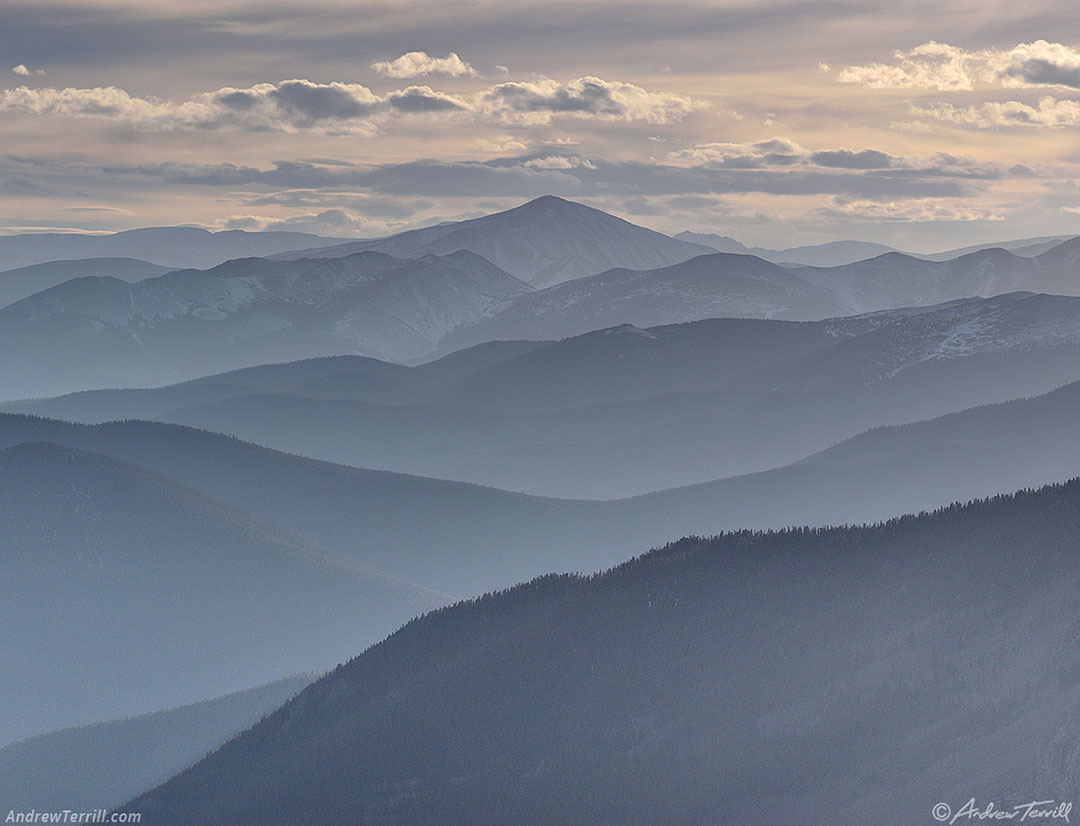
[
  {"x1": 2, "y1": 148, "x2": 990, "y2": 212},
  {"x1": 217, "y1": 208, "x2": 388, "y2": 236},
  {"x1": 838, "y1": 40, "x2": 1080, "y2": 91},
  {"x1": 815, "y1": 198, "x2": 1005, "y2": 223},
  {"x1": 371, "y1": 51, "x2": 476, "y2": 78},
  {"x1": 888, "y1": 120, "x2": 935, "y2": 135},
  {"x1": 668, "y1": 138, "x2": 899, "y2": 170},
  {"x1": 0, "y1": 84, "x2": 224, "y2": 129},
  {"x1": 0, "y1": 75, "x2": 695, "y2": 131},
  {"x1": 264, "y1": 80, "x2": 378, "y2": 122},
  {"x1": 911, "y1": 96, "x2": 1080, "y2": 128},
  {"x1": 11, "y1": 64, "x2": 28, "y2": 76},
  {"x1": 837, "y1": 41, "x2": 974, "y2": 90},
  {"x1": 994, "y1": 41, "x2": 1080, "y2": 89},
  {"x1": 809, "y1": 149, "x2": 896, "y2": 169},
  {"x1": 472, "y1": 137, "x2": 529, "y2": 153},
  {"x1": 62, "y1": 205, "x2": 136, "y2": 214},
  {"x1": 384, "y1": 85, "x2": 467, "y2": 113},
  {"x1": 477, "y1": 76, "x2": 699, "y2": 124},
  {"x1": 522, "y1": 155, "x2": 597, "y2": 170}
]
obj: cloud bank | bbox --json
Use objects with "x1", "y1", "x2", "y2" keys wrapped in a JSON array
[
  {"x1": 838, "y1": 40, "x2": 1080, "y2": 91},
  {"x1": 0, "y1": 75, "x2": 698, "y2": 131}
]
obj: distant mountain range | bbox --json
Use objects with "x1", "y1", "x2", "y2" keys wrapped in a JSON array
[
  {"x1": 793, "y1": 240, "x2": 1080, "y2": 313},
  {"x1": 5, "y1": 289, "x2": 1080, "y2": 589},
  {"x1": 16, "y1": 293, "x2": 1080, "y2": 498},
  {"x1": 675, "y1": 231, "x2": 899, "y2": 266},
  {"x1": 121, "y1": 478, "x2": 1080, "y2": 825},
  {"x1": 441, "y1": 240, "x2": 1080, "y2": 350},
  {"x1": 0, "y1": 674, "x2": 313, "y2": 812},
  {"x1": 434, "y1": 252, "x2": 851, "y2": 352},
  {"x1": 275, "y1": 195, "x2": 714, "y2": 288},
  {"x1": 0, "y1": 250, "x2": 529, "y2": 399},
  {"x1": 0, "y1": 257, "x2": 171, "y2": 310},
  {"x1": 2, "y1": 198, "x2": 1080, "y2": 400},
  {"x1": 0, "y1": 227, "x2": 351, "y2": 271},
  {"x1": 6, "y1": 349, "x2": 1080, "y2": 612},
  {"x1": 0, "y1": 439, "x2": 447, "y2": 744},
  {"x1": 678, "y1": 228, "x2": 1078, "y2": 267}
]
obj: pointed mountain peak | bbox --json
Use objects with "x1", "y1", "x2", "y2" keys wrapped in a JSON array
[{"x1": 506, "y1": 195, "x2": 595, "y2": 219}]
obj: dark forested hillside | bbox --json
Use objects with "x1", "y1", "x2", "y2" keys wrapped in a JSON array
[{"x1": 125, "y1": 480, "x2": 1080, "y2": 825}]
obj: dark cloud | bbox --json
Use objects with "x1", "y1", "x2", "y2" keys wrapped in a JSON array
[
  {"x1": 810, "y1": 149, "x2": 893, "y2": 169},
  {"x1": 1002, "y1": 58, "x2": 1080, "y2": 89},
  {"x1": 216, "y1": 90, "x2": 259, "y2": 111},
  {"x1": 267, "y1": 81, "x2": 375, "y2": 121},
  {"x1": 71, "y1": 151, "x2": 980, "y2": 201},
  {"x1": 487, "y1": 79, "x2": 624, "y2": 115},
  {"x1": 385, "y1": 87, "x2": 465, "y2": 113}
]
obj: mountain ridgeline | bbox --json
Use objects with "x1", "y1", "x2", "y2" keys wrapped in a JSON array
[
  {"x1": 272, "y1": 195, "x2": 715, "y2": 288},
  {"x1": 0, "y1": 227, "x2": 352, "y2": 271},
  {"x1": 4, "y1": 197, "x2": 1080, "y2": 401},
  {"x1": 124, "y1": 479, "x2": 1080, "y2": 825},
  {"x1": 0, "y1": 249, "x2": 529, "y2": 399},
  {"x1": 14, "y1": 293, "x2": 1080, "y2": 499}
]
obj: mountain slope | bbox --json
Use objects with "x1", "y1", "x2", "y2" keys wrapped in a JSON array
[
  {"x1": 672, "y1": 230, "x2": 749, "y2": 254},
  {"x1": 749, "y1": 239, "x2": 900, "y2": 266},
  {"x1": 0, "y1": 249, "x2": 529, "y2": 399},
  {"x1": 0, "y1": 440, "x2": 447, "y2": 744},
  {"x1": 0, "y1": 257, "x2": 171, "y2": 310},
  {"x1": 6, "y1": 371, "x2": 1080, "y2": 652},
  {"x1": 423, "y1": 239, "x2": 1080, "y2": 351},
  {"x1": 0, "y1": 674, "x2": 313, "y2": 812},
  {"x1": 921, "y1": 234, "x2": 1076, "y2": 261},
  {"x1": 675, "y1": 231, "x2": 900, "y2": 266},
  {"x1": 13, "y1": 293, "x2": 1080, "y2": 498},
  {"x1": 124, "y1": 480, "x2": 1080, "y2": 825},
  {"x1": 0, "y1": 415, "x2": 616, "y2": 595},
  {"x1": 437, "y1": 252, "x2": 852, "y2": 352},
  {"x1": 792, "y1": 242, "x2": 1080, "y2": 313},
  {"x1": 276, "y1": 196, "x2": 714, "y2": 287},
  {"x1": 0, "y1": 227, "x2": 350, "y2": 271}
]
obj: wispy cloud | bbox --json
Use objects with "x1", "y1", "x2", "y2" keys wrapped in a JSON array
[
  {"x1": 217, "y1": 208, "x2": 388, "y2": 235},
  {"x1": 911, "y1": 96, "x2": 1080, "y2": 128},
  {"x1": 815, "y1": 198, "x2": 1005, "y2": 222}
]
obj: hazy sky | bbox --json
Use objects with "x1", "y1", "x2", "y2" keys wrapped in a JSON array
[{"x1": 5, "y1": 0, "x2": 1080, "y2": 249}]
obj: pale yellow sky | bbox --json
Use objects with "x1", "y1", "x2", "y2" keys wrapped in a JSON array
[{"x1": 2, "y1": 0, "x2": 1080, "y2": 250}]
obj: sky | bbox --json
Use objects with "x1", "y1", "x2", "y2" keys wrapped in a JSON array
[{"x1": 4, "y1": 0, "x2": 1080, "y2": 250}]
